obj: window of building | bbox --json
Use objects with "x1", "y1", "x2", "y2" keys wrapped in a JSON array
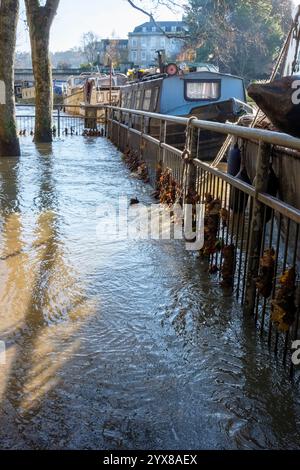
[
  {"x1": 132, "y1": 38, "x2": 137, "y2": 48},
  {"x1": 131, "y1": 50, "x2": 137, "y2": 62},
  {"x1": 171, "y1": 26, "x2": 177, "y2": 32},
  {"x1": 152, "y1": 26, "x2": 156, "y2": 32},
  {"x1": 142, "y1": 27, "x2": 147, "y2": 32},
  {"x1": 185, "y1": 80, "x2": 221, "y2": 101},
  {"x1": 141, "y1": 51, "x2": 146, "y2": 61},
  {"x1": 142, "y1": 89, "x2": 152, "y2": 111}
]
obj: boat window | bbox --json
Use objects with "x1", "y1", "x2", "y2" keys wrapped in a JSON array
[
  {"x1": 185, "y1": 80, "x2": 221, "y2": 101},
  {"x1": 135, "y1": 90, "x2": 142, "y2": 109},
  {"x1": 143, "y1": 89, "x2": 152, "y2": 110}
]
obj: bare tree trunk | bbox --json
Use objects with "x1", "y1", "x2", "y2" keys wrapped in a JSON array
[
  {"x1": 25, "y1": 0, "x2": 59, "y2": 142},
  {"x1": 0, "y1": 0, "x2": 20, "y2": 157}
]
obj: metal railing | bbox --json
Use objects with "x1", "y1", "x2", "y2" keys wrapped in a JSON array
[
  {"x1": 105, "y1": 105, "x2": 300, "y2": 380},
  {"x1": 15, "y1": 104, "x2": 103, "y2": 137}
]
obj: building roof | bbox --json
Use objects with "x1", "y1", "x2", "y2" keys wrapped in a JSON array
[
  {"x1": 131, "y1": 20, "x2": 187, "y2": 34},
  {"x1": 102, "y1": 39, "x2": 128, "y2": 45}
]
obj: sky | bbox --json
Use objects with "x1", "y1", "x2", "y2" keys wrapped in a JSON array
[
  {"x1": 17, "y1": 0, "x2": 184, "y2": 52},
  {"x1": 17, "y1": 0, "x2": 300, "y2": 53}
]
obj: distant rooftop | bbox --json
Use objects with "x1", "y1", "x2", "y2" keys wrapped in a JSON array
[
  {"x1": 131, "y1": 20, "x2": 187, "y2": 34},
  {"x1": 100, "y1": 39, "x2": 128, "y2": 45}
]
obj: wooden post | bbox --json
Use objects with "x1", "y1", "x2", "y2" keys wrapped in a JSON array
[{"x1": 244, "y1": 140, "x2": 271, "y2": 315}]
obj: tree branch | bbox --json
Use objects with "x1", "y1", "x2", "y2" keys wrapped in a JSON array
[
  {"x1": 126, "y1": 0, "x2": 190, "y2": 40},
  {"x1": 44, "y1": 0, "x2": 60, "y2": 25}
]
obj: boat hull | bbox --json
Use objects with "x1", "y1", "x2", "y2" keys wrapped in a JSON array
[
  {"x1": 248, "y1": 76, "x2": 300, "y2": 138},
  {"x1": 146, "y1": 99, "x2": 242, "y2": 161}
]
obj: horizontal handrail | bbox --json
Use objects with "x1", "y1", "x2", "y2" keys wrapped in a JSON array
[
  {"x1": 105, "y1": 105, "x2": 300, "y2": 152},
  {"x1": 16, "y1": 104, "x2": 83, "y2": 109},
  {"x1": 109, "y1": 107, "x2": 300, "y2": 224}
]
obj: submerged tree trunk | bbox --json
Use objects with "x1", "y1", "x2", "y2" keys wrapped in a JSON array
[
  {"x1": 0, "y1": 0, "x2": 20, "y2": 157},
  {"x1": 25, "y1": 0, "x2": 59, "y2": 142}
]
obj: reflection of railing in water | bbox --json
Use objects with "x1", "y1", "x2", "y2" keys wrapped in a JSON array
[
  {"x1": 16, "y1": 104, "x2": 103, "y2": 137},
  {"x1": 105, "y1": 105, "x2": 300, "y2": 380}
]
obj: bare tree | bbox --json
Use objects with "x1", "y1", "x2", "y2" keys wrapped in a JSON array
[
  {"x1": 25, "y1": 0, "x2": 60, "y2": 143},
  {"x1": 81, "y1": 31, "x2": 100, "y2": 64},
  {"x1": 0, "y1": 0, "x2": 20, "y2": 157},
  {"x1": 126, "y1": 0, "x2": 188, "y2": 39}
]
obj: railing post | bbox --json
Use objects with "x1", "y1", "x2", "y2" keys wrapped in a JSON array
[
  {"x1": 244, "y1": 140, "x2": 271, "y2": 316},
  {"x1": 182, "y1": 118, "x2": 198, "y2": 241},
  {"x1": 159, "y1": 120, "x2": 167, "y2": 165},
  {"x1": 117, "y1": 110, "x2": 122, "y2": 149},
  {"x1": 104, "y1": 108, "x2": 108, "y2": 137},
  {"x1": 127, "y1": 112, "x2": 132, "y2": 150},
  {"x1": 108, "y1": 107, "x2": 112, "y2": 140},
  {"x1": 140, "y1": 115, "x2": 145, "y2": 159},
  {"x1": 57, "y1": 106, "x2": 61, "y2": 137}
]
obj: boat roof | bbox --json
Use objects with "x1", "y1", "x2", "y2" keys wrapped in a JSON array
[
  {"x1": 122, "y1": 70, "x2": 244, "y2": 89},
  {"x1": 182, "y1": 70, "x2": 244, "y2": 81}
]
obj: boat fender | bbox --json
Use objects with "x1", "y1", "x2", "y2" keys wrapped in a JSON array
[
  {"x1": 227, "y1": 143, "x2": 241, "y2": 176},
  {"x1": 230, "y1": 167, "x2": 251, "y2": 213}
]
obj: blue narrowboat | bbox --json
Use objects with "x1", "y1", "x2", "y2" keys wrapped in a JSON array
[{"x1": 121, "y1": 66, "x2": 253, "y2": 160}]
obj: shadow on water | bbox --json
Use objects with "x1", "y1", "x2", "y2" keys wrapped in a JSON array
[
  {"x1": 0, "y1": 142, "x2": 94, "y2": 449},
  {"x1": 0, "y1": 136, "x2": 299, "y2": 450}
]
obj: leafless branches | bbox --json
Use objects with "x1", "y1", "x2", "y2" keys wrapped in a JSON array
[{"x1": 126, "y1": 0, "x2": 189, "y2": 39}]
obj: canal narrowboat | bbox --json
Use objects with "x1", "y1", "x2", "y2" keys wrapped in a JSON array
[
  {"x1": 120, "y1": 66, "x2": 253, "y2": 160},
  {"x1": 63, "y1": 73, "x2": 126, "y2": 116}
]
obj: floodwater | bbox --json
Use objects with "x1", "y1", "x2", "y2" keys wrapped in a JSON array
[{"x1": 0, "y1": 134, "x2": 299, "y2": 450}]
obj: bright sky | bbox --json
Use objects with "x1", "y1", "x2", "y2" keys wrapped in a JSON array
[
  {"x1": 17, "y1": 0, "x2": 300, "y2": 53},
  {"x1": 17, "y1": 0, "x2": 184, "y2": 52}
]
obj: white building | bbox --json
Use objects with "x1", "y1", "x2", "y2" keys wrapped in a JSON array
[{"x1": 128, "y1": 21, "x2": 187, "y2": 68}]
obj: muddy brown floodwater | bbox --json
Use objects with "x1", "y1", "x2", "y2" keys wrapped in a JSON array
[{"x1": 0, "y1": 135, "x2": 299, "y2": 450}]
